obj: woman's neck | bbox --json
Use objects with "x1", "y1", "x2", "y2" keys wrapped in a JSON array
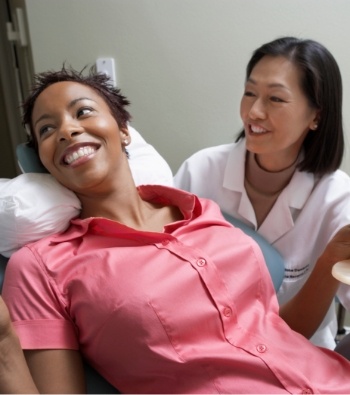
[
  {"x1": 255, "y1": 151, "x2": 299, "y2": 173},
  {"x1": 244, "y1": 151, "x2": 298, "y2": 227},
  {"x1": 78, "y1": 185, "x2": 183, "y2": 232}
]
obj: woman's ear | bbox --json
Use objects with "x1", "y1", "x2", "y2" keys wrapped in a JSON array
[
  {"x1": 120, "y1": 127, "x2": 130, "y2": 147},
  {"x1": 309, "y1": 111, "x2": 320, "y2": 131}
]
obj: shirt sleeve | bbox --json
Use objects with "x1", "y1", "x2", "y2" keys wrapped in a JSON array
[{"x1": 2, "y1": 245, "x2": 79, "y2": 350}]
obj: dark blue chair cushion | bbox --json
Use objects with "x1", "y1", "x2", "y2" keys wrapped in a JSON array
[
  {"x1": 0, "y1": 254, "x2": 8, "y2": 293},
  {"x1": 335, "y1": 333, "x2": 350, "y2": 361},
  {"x1": 222, "y1": 213, "x2": 285, "y2": 292}
]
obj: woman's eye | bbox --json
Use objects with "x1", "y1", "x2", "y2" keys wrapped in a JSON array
[
  {"x1": 39, "y1": 125, "x2": 54, "y2": 137},
  {"x1": 270, "y1": 96, "x2": 284, "y2": 103},
  {"x1": 244, "y1": 90, "x2": 255, "y2": 97},
  {"x1": 77, "y1": 107, "x2": 93, "y2": 117}
]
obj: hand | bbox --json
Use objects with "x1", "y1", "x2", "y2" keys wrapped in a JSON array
[
  {"x1": 319, "y1": 225, "x2": 350, "y2": 269},
  {"x1": 279, "y1": 224, "x2": 350, "y2": 339}
]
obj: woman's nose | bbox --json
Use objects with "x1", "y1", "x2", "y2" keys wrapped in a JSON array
[
  {"x1": 57, "y1": 118, "x2": 82, "y2": 141},
  {"x1": 248, "y1": 98, "x2": 266, "y2": 120}
]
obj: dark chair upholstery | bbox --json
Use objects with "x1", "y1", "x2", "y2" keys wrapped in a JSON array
[
  {"x1": 222, "y1": 213, "x2": 285, "y2": 291},
  {"x1": 335, "y1": 332, "x2": 350, "y2": 361},
  {"x1": 0, "y1": 254, "x2": 8, "y2": 293}
]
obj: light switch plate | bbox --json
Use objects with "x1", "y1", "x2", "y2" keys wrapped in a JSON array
[{"x1": 96, "y1": 57, "x2": 117, "y2": 86}]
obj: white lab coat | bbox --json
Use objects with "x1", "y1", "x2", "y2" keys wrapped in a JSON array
[{"x1": 174, "y1": 139, "x2": 350, "y2": 349}]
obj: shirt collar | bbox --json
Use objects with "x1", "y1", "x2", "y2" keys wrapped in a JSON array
[
  {"x1": 51, "y1": 185, "x2": 201, "y2": 244},
  {"x1": 223, "y1": 139, "x2": 246, "y2": 192},
  {"x1": 222, "y1": 139, "x2": 315, "y2": 210}
]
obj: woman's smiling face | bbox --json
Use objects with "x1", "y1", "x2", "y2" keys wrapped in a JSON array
[
  {"x1": 32, "y1": 81, "x2": 129, "y2": 194},
  {"x1": 240, "y1": 55, "x2": 319, "y2": 171}
]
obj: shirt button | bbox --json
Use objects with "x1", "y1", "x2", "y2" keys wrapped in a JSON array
[
  {"x1": 161, "y1": 239, "x2": 170, "y2": 246},
  {"x1": 197, "y1": 258, "x2": 206, "y2": 267},
  {"x1": 301, "y1": 389, "x2": 313, "y2": 394},
  {"x1": 223, "y1": 307, "x2": 232, "y2": 317},
  {"x1": 256, "y1": 344, "x2": 267, "y2": 353}
]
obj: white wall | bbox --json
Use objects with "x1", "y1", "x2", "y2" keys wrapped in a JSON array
[{"x1": 25, "y1": 0, "x2": 350, "y2": 174}]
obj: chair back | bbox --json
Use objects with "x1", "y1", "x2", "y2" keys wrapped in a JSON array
[
  {"x1": 16, "y1": 143, "x2": 48, "y2": 173},
  {"x1": 0, "y1": 254, "x2": 8, "y2": 293},
  {"x1": 222, "y1": 213, "x2": 285, "y2": 291},
  {"x1": 335, "y1": 333, "x2": 350, "y2": 360}
]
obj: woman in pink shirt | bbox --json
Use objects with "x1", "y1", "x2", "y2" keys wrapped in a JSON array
[{"x1": 1, "y1": 67, "x2": 350, "y2": 393}]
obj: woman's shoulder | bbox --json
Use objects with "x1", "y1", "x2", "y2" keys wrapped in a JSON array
[
  {"x1": 316, "y1": 169, "x2": 350, "y2": 190},
  {"x1": 305, "y1": 169, "x2": 350, "y2": 214}
]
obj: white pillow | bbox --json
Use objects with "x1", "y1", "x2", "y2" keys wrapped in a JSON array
[
  {"x1": 128, "y1": 126, "x2": 173, "y2": 187},
  {"x1": 0, "y1": 173, "x2": 81, "y2": 257},
  {"x1": 0, "y1": 126, "x2": 173, "y2": 257}
]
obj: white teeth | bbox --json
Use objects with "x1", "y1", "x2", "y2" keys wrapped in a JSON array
[
  {"x1": 65, "y1": 146, "x2": 96, "y2": 165},
  {"x1": 251, "y1": 125, "x2": 266, "y2": 134}
]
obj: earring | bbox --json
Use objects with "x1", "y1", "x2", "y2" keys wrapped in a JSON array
[
  {"x1": 123, "y1": 139, "x2": 129, "y2": 145},
  {"x1": 312, "y1": 123, "x2": 318, "y2": 130}
]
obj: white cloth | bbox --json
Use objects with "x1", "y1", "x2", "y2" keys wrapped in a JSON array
[
  {"x1": 174, "y1": 139, "x2": 350, "y2": 349},
  {"x1": 0, "y1": 126, "x2": 173, "y2": 258}
]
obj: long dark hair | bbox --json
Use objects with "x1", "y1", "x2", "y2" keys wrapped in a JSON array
[{"x1": 236, "y1": 37, "x2": 343, "y2": 176}]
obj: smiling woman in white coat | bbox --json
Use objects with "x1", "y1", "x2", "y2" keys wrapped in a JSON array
[{"x1": 175, "y1": 36, "x2": 350, "y2": 349}]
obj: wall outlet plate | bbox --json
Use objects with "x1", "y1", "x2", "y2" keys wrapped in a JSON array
[{"x1": 96, "y1": 57, "x2": 117, "y2": 86}]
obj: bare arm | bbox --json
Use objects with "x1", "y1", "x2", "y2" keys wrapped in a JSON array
[
  {"x1": 279, "y1": 224, "x2": 350, "y2": 339},
  {"x1": 0, "y1": 296, "x2": 38, "y2": 393},
  {"x1": 0, "y1": 296, "x2": 86, "y2": 394},
  {"x1": 25, "y1": 349, "x2": 86, "y2": 394}
]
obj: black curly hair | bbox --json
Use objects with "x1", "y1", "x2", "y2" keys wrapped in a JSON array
[{"x1": 22, "y1": 65, "x2": 132, "y2": 150}]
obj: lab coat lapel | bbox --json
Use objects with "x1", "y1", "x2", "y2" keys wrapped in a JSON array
[
  {"x1": 223, "y1": 140, "x2": 258, "y2": 226},
  {"x1": 258, "y1": 170, "x2": 315, "y2": 244},
  {"x1": 222, "y1": 140, "x2": 315, "y2": 244}
]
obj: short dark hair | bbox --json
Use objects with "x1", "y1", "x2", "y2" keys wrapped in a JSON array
[
  {"x1": 236, "y1": 36, "x2": 344, "y2": 176},
  {"x1": 22, "y1": 66, "x2": 132, "y2": 150}
]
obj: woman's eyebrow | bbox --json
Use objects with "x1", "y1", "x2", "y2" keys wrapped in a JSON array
[
  {"x1": 68, "y1": 97, "x2": 97, "y2": 109},
  {"x1": 246, "y1": 77, "x2": 288, "y2": 90},
  {"x1": 34, "y1": 97, "x2": 97, "y2": 127}
]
